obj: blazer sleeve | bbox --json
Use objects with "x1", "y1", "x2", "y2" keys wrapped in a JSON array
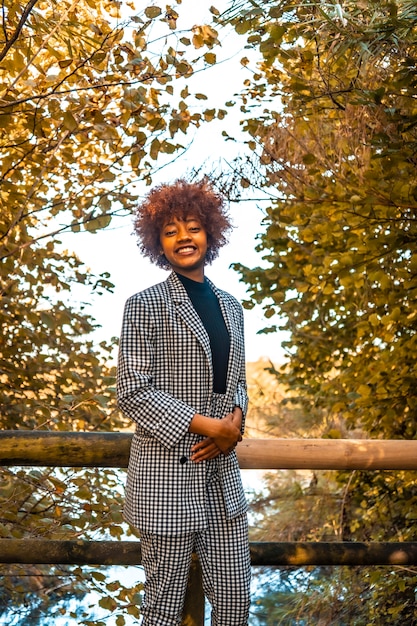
[
  {"x1": 232, "y1": 303, "x2": 249, "y2": 432},
  {"x1": 116, "y1": 294, "x2": 196, "y2": 449}
]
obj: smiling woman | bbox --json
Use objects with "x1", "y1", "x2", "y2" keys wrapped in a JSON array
[{"x1": 116, "y1": 178, "x2": 252, "y2": 625}]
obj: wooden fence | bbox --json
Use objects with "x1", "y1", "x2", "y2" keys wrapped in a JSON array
[{"x1": 2, "y1": 431, "x2": 417, "y2": 625}]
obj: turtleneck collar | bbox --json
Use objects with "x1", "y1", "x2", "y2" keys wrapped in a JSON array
[{"x1": 175, "y1": 272, "x2": 211, "y2": 295}]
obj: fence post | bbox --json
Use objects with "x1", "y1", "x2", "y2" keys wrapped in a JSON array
[{"x1": 181, "y1": 553, "x2": 204, "y2": 626}]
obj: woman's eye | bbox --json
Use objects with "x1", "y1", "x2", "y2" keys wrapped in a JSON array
[
  {"x1": 189, "y1": 226, "x2": 200, "y2": 232},
  {"x1": 165, "y1": 230, "x2": 176, "y2": 236}
]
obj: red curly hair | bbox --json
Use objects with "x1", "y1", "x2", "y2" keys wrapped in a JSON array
[{"x1": 133, "y1": 179, "x2": 232, "y2": 269}]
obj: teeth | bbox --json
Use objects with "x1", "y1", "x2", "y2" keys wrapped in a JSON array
[{"x1": 178, "y1": 247, "x2": 194, "y2": 253}]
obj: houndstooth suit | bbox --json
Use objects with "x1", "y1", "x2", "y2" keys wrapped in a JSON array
[{"x1": 117, "y1": 271, "x2": 249, "y2": 535}]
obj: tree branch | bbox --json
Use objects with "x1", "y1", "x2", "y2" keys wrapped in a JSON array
[{"x1": 0, "y1": 0, "x2": 40, "y2": 64}]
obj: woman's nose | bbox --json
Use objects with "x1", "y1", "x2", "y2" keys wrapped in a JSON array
[{"x1": 177, "y1": 225, "x2": 190, "y2": 240}]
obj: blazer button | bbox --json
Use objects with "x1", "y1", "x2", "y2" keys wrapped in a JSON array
[{"x1": 180, "y1": 456, "x2": 188, "y2": 465}]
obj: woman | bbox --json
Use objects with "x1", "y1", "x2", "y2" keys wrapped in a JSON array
[{"x1": 117, "y1": 179, "x2": 251, "y2": 625}]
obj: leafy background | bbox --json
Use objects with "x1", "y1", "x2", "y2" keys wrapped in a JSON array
[{"x1": 2, "y1": 0, "x2": 417, "y2": 624}]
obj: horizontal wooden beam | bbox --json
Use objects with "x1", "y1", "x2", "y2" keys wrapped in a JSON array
[
  {"x1": 0, "y1": 431, "x2": 130, "y2": 468},
  {"x1": 237, "y1": 438, "x2": 417, "y2": 470},
  {"x1": 250, "y1": 541, "x2": 417, "y2": 566},
  {"x1": 1, "y1": 539, "x2": 416, "y2": 567},
  {"x1": 0, "y1": 539, "x2": 141, "y2": 566},
  {"x1": 1, "y1": 431, "x2": 417, "y2": 470}
]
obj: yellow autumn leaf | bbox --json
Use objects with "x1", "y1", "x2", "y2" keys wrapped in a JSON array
[
  {"x1": 357, "y1": 384, "x2": 371, "y2": 398},
  {"x1": 144, "y1": 6, "x2": 162, "y2": 18}
]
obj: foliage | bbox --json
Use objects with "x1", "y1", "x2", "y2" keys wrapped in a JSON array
[
  {"x1": 0, "y1": 0, "x2": 227, "y2": 622},
  {"x1": 246, "y1": 361, "x2": 355, "y2": 625},
  {"x1": 251, "y1": 566, "x2": 372, "y2": 626},
  {"x1": 1, "y1": 0, "x2": 226, "y2": 429},
  {"x1": 222, "y1": 0, "x2": 417, "y2": 623}
]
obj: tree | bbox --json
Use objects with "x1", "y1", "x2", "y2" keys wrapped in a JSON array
[
  {"x1": 0, "y1": 1, "x2": 227, "y2": 623},
  {"x1": 1, "y1": 0, "x2": 227, "y2": 425},
  {"x1": 220, "y1": 1, "x2": 417, "y2": 622}
]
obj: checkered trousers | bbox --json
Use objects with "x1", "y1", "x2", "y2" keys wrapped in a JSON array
[
  {"x1": 117, "y1": 271, "x2": 249, "y2": 535},
  {"x1": 140, "y1": 471, "x2": 251, "y2": 626}
]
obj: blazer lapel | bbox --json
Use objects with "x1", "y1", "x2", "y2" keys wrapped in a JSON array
[{"x1": 166, "y1": 272, "x2": 213, "y2": 370}]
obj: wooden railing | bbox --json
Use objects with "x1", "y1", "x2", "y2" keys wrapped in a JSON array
[{"x1": 2, "y1": 431, "x2": 417, "y2": 625}]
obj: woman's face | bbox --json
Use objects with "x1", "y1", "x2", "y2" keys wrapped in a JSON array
[{"x1": 160, "y1": 215, "x2": 208, "y2": 281}]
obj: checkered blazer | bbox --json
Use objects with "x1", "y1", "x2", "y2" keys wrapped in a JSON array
[{"x1": 117, "y1": 271, "x2": 248, "y2": 535}]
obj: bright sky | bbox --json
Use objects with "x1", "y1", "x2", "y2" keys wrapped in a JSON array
[{"x1": 61, "y1": 0, "x2": 287, "y2": 364}]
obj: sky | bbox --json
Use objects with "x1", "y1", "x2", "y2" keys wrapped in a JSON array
[{"x1": 60, "y1": 0, "x2": 288, "y2": 364}]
